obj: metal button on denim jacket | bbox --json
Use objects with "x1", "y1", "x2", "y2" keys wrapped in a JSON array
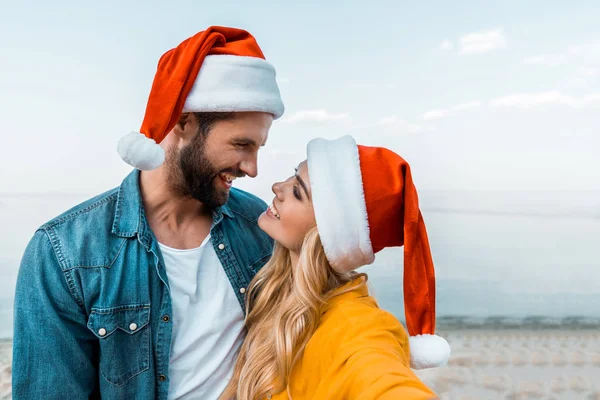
[{"x1": 13, "y1": 169, "x2": 274, "y2": 399}]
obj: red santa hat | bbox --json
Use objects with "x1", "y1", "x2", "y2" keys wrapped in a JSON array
[
  {"x1": 118, "y1": 26, "x2": 284, "y2": 170},
  {"x1": 306, "y1": 135, "x2": 451, "y2": 370}
]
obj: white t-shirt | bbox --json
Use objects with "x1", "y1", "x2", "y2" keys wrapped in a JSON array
[{"x1": 159, "y1": 235, "x2": 245, "y2": 400}]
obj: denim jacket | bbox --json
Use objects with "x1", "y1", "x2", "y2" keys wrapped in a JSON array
[{"x1": 12, "y1": 170, "x2": 274, "y2": 399}]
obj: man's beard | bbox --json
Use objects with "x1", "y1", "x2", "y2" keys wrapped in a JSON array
[{"x1": 167, "y1": 133, "x2": 242, "y2": 209}]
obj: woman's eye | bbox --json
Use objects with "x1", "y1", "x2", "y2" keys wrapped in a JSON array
[{"x1": 293, "y1": 186, "x2": 301, "y2": 200}]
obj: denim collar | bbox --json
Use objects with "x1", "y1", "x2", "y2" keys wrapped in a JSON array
[{"x1": 111, "y1": 169, "x2": 234, "y2": 239}]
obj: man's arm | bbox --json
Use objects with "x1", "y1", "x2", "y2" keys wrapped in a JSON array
[{"x1": 13, "y1": 230, "x2": 98, "y2": 399}]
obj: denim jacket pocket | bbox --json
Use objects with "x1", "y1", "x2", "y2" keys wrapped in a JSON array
[
  {"x1": 248, "y1": 253, "x2": 272, "y2": 275},
  {"x1": 87, "y1": 304, "x2": 151, "y2": 387}
]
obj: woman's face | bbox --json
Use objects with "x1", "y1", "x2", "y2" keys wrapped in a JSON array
[{"x1": 258, "y1": 161, "x2": 316, "y2": 252}]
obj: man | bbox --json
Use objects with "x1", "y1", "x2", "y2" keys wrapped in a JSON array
[{"x1": 12, "y1": 26, "x2": 284, "y2": 399}]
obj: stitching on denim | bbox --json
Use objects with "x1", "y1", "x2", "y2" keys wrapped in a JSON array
[
  {"x1": 62, "y1": 264, "x2": 110, "y2": 272},
  {"x1": 99, "y1": 327, "x2": 151, "y2": 387},
  {"x1": 112, "y1": 184, "x2": 141, "y2": 237},
  {"x1": 43, "y1": 227, "x2": 87, "y2": 312},
  {"x1": 89, "y1": 310, "x2": 151, "y2": 332},
  {"x1": 156, "y1": 287, "x2": 172, "y2": 384},
  {"x1": 108, "y1": 238, "x2": 128, "y2": 267},
  {"x1": 248, "y1": 253, "x2": 272, "y2": 272},
  {"x1": 61, "y1": 238, "x2": 128, "y2": 272},
  {"x1": 91, "y1": 304, "x2": 151, "y2": 314},
  {"x1": 45, "y1": 192, "x2": 118, "y2": 228},
  {"x1": 220, "y1": 236, "x2": 248, "y2": 309},
  {"x1": 111, "y1": 185, "x2": 124, "y2": 233},
  {"x1": 230, "y1": 209, "x2": 260, "y2": 225}
]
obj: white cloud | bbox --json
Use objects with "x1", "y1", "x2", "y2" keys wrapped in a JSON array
[
  {"x1": 561, "y1": 77, "x2": 589, "y2": 89},
  {"x1": 421, "y1": 92, "x2": 600, "y2": 115},
  {"x1": 524, "y1": 42, "x2": 600, "y2": 66},
  {"x1": 583, "y1": 93, "x2": 600, "y2": 105},
  {"x1": 452, "y1": 101, "x2": 482, "y2": 111},
  {"x1": 526, "y1": 43, "x2": 600, "y2": 88},
  {"x1": 343, "y1": 81, "x2": 397, "y2": 90},
  {"x1": 374, "y1": 116, "x2": 423, "y2": 133},
  {"x1": 421, "y1": 101, "x2": 481, "y2": 120},
  {"x1": 524, "y1": 53, "x2": 568, "y2": 66},
  {"x1": 375, "y1": 116, "x2": 405, "y2": 126},
  {"x1": 439, "y1": 39, "x2": 454, "y2": 51},
  {"x1": 560, "y1": 67, "x2": 599, "y2": 89},
  {"x1": 490, "y1": 91, "x2": 600, "y2": 108},
  {"x1": 349, "y1": 116, "x2": 424, "y2": 135},
  {"x1": 459, "y1": 28, "x2": 507, "y2": 55},
  {"x1": 579, "y1": 66, "x2": 599, "y2": 77},
  {"x1": 421, "y1": 109, "x2": 450, "y2": 120},
  {"x1": 281, "y1": 109, "x2": 351, "y2": 124}
]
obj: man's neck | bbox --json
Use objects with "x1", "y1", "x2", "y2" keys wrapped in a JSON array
[{"x1": 139, "y1": 167, "x2": 213, "y2": 249}]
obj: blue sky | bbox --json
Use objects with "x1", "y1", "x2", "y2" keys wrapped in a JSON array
[
  {"x1": 1, "y1": 0, "x2": 599, "y2": 198},
  {"x1": 0, "y1": 2, "x2": 599, "y2": 327}
]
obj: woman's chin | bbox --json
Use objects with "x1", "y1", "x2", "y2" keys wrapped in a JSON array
[
  {"x1": 259, "y1": 212, "x2": 294, "y2": 251},
  {"x1": 258, "y1": 212, "x2": 276, "y2": 238}
]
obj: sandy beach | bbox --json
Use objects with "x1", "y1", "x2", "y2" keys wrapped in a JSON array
[
  {"x1": 0, "y1": 340, "x2": 10, "y2": 400},
  {"x1": 415, "y1": 329, "x2": 600, "y2": 400},
  {"x1": 1, "y1": 329, "x2": 599, "y2": 399}
]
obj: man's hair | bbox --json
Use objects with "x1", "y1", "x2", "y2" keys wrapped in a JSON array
[
  {"x1": 176, "y1": 112, "x2": 236, "y2": 136},
  {"x1": 193, "y1": 112, "x2": 236, "y2": 135}
]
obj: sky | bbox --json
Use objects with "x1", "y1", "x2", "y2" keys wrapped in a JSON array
[
  {"x1": 0, "y1": 2, "x2": 599, "y2": 332},
  {"x1": 0, "y1": 0, "x2": 599, "y2": 199}
]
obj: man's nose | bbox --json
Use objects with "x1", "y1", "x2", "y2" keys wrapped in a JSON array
[{"x1": 240, "y1": 155, "x2": 258, "y2": 178}]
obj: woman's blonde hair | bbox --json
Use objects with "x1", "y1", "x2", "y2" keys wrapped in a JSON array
[{"x1": 220, "y1": 227, "x2": 367, "y2": 400}]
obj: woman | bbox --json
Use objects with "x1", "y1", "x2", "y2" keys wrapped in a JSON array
[{"x1": 221, "y1": 135, "x2": 450, "y2": 400}]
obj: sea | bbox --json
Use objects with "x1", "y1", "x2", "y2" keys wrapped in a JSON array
[{"x1": 1, "y1": 189, "x2": 599, "y2": 339}]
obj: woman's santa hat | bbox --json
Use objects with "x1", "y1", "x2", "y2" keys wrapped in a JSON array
[
  {"x1": 306, "y1": 135, "x2": 451, "y2": 370},
  {"x1": 118, "y1": 26, "x2": 284, "y2": 170}
]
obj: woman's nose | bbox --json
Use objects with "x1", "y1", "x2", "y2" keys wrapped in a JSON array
[{"x1": 272, "y1": 181, "x2": 283, "y2": 198}]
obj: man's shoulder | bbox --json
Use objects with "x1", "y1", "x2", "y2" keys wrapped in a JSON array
[
  {"x1": 41, "y1": 188, "x2": 119, "y2": 231},
  {"x1": 28, "y1": 187, "x2": 124, "y2": 271},
  {"x1": 227, "y1": 188, "x2": 267, "y2": 223}
]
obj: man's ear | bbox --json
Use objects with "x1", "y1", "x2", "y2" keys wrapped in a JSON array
[{"x1": 173, "y1": 113, "x2": 198, "y2": 139}]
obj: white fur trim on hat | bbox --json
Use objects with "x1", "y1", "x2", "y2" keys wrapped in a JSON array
[
  {"x1": 409, "y1": 334, "x2": 451, "y2": 370},
  {"x1": 306, "y1": 135, "x2": 375, "y2": 273},
  {"x1": 183, "y1": 55, "x2": 284, "y2": 119},
  {"x1": 117, "y1": 131, "x2": 165, "y2": 170}
]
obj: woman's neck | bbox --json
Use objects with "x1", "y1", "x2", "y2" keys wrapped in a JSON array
[{"x1": 289, "y1": 250, "x2": 299, "y2": 269}]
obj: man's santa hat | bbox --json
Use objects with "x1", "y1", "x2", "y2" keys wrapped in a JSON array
[
  {"x1": 306, "y1": 135, "x2": 451, "y2": 370},
  {"x1": 118, "y1": 26, "x2": 284, "y2": 170}
]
